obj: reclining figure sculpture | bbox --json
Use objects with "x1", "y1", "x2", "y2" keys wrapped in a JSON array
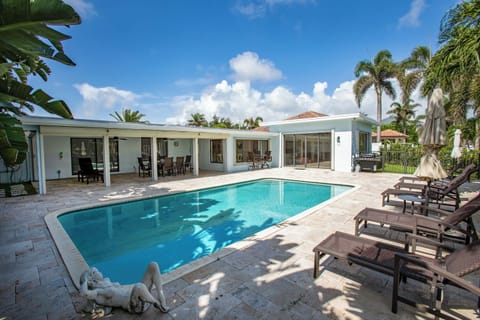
[{"x1": 80, "y1": 262, "x2": 168, "y2": 314}]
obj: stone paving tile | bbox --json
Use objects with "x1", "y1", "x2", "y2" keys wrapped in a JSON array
[{"x1": 1, "y1": 169, "x2": 479, "y2": 319}]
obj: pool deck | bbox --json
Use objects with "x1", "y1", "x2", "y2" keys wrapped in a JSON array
[{"x1": 1, "y1": 168, "x2": 479, "y2": 319}]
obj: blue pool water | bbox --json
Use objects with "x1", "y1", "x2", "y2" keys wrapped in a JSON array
[{"x1": 59, "y1": 179, "x2": 351, "y2": 283}]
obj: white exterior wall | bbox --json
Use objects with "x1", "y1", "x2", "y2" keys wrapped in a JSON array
[
  {"x1": 43, "y1": 136, "x2": 72, "y2": 179},
  {"x1": 119, "y1": 138, "x2": 141, "y2": 173},
  {"x1": 267, "y1": 118, "x2": 356, "y2": 172},
  {"x1": 167, "y1": 139, "x2": 192, "y2": 160},
  {"x1": 198, "y1": 139, "x2": 226, "y2": 171},
  {"x1": 333, "y1": 130, "x2": 353, "y2": 172}
]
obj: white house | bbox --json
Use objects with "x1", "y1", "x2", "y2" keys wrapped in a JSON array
[
  {"x1": 11, "y1": 111, "x2": 376, "y2": 194},
  {"x1": 260, "y1": 111, "x2": 377, "y2": 172}
]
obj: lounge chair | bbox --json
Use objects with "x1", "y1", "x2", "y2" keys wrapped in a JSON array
[
  {"x1": 313, "y1": 231, "x2": 480, "y2": 318},
  {"x1": 137, "y1": 157, "x2": 151, "y2": 177},
  {"x1": 382, "y1": 163, "x2": 478, "y2": 211},
  {"x1": 78, "y1": 157, "x2": 103, "y2": 184},
  {"x1": 355, "y1": 193, "x2": 480, "y2": 244}
]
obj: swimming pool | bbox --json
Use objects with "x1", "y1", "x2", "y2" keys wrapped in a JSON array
[{"x1": 57, "y1": 179, "x2": 351, "y2": 283}]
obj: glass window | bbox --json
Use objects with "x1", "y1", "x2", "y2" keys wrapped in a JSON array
[
  {"x1": 359, "y1": 132, "x2": 370, "y2": 154},
  {"x1": 210, "y1": 140, "x2": 223, "y2": 163},
  {"x1": 141, "y1": 138, "x2": 169, "y2": 159},
  {"x1": 235, "y1": 139, "x2": 268, "y2": 163},
  {"x1": 71, "y1": 138, "x2": 119, "y2": 174}
]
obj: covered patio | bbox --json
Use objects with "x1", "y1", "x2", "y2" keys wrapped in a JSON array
[{"x1": 0, "y1": 168, "x2": 478, "y2": 319}]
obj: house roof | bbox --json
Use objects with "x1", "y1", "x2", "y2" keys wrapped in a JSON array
[
  {"x1": 372, "y1": 129, "x2": 408, "y2": 138},
  {"x1": 285, "y1": 111, "x2": 327, "y2": 120},
  {"x1": 261, "y1": 112, "x2": 377, "y2": 127},
  {"x1": 19, "y1": 115, "x2": 278, "y2": 138}
]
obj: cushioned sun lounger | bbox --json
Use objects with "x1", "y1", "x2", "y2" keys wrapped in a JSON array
[
  {"x1": 382, "y1": 163, "x2": 478, "y2": 211},
  {"x1": 313, "y1": 231, "x2": 480, "y2": 318},
  {"x1": 355, "y1": 193, "x2": 480, "y2": 244}
]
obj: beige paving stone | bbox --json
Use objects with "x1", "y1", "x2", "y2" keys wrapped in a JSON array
[{"x1": 1, "y1": 169, "x2": 478, "y2": 319}]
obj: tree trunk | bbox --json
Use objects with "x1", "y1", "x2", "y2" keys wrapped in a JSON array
[
  {"x1": 476, "y1": 108, "x2": 480, "y2": 150},
  {"x1": 376, "y1": 89, "x2": 382, "y2": 143}
]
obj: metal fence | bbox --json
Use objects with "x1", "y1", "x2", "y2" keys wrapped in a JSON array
[{"x1": 381, "y1": 149, "x2": 480, "y2": 177}]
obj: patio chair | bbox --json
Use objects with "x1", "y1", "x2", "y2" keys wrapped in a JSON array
[
  {"x1": 261, "y1": 151, "x2": 272, "y2": 168},
  {"x1": 78, "y1": 157, "x2": 103, "y2": 184},
  {"x1": 355, "y1": 193, "x2": 480, "y2": 244},
  {"x1": 247, "y1": 152, "x2": 261, "y2": 170},
  {"x1": 137, "y1": 157, "x2": 151, "y2": 177},
  {"x1": 313, "y1": 231, "x2": 480, "y2": 318},
  {"x1": 382, "y1": 163, "x2": 478, "y2": 211},
  {"x1": 185, "y1": 155, "x2": 193, "y2": 173},
  {"x1": 175, "y1": 156, "x2": 185, "y2": 175},
  {"x1": 162, "y1": 157, "x2": 174, "y2": 176}
]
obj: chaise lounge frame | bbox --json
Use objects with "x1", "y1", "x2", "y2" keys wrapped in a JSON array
[{"x1": 313, "y1": 231, "x2": 480, "y2": 319}]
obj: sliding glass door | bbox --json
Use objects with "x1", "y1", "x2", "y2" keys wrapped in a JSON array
[{"x1": 283, "y1": 133, "x2": 331, "y2": 169}]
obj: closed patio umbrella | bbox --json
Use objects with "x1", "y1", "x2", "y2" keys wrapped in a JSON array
[
  {"x1": 414, "y1": 88, "x2": 448, "y2": 181},
  {"x1": 451, "y1": 128, "x2": 462, "y2": 159}
]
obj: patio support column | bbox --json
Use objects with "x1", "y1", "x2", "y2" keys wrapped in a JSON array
[
  {"x1": 152, "y1": 137, "x2": 158, "y2": 180},
  {"x1": 37, "y1": 131, "x2": 47, "y2": 194},
  {"x1": 331, "y1": 129, "x2": 335, "y2": 171},
  {"x1": 103, "y1": 135, "x2": 111, "y2": 187},
  {"x1": 193, "y1": 137, "x2": 199, "y2": 176},
  {"x1": 278, "y1": 133, "x2": 283, "y2": 168}
]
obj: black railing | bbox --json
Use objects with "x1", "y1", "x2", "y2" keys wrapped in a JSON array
[{"x1": 380, "y1": 149, "x2": 480, "y2": 178}]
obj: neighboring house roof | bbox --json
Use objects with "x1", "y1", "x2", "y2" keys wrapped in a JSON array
[
  {"x1": 285, "y1": 111, "x2": 327, "y2": 120},
  {"x1": 372, "y1": 129, "x2": 408, "y2": 139},
  {"x1": 253, "y1": 126, "x2": 270, "y2": 132}
]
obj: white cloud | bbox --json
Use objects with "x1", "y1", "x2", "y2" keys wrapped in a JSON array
[
  {"x1": 234, "y1": 0, "x2": 313, "y2": 19},
  {"x1": 64, "y1": 0, "x2": 96, "y2": 17},
  {"x1": 74, "y1": 83, "x2": 139, "y2": 118},
  {"x1": 164, "y1": 78, "x2": 428, "y2": 126},
  {"x1": 398, "y1": 0, "x2": 425, "y2": 28},
  {"x1": 229, "y1": 51, "x2": 283, "y2": 82}
]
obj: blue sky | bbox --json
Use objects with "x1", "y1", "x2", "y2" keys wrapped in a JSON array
[{"x1": 31, "y1": 0, "x2": 458, "y2": 125}]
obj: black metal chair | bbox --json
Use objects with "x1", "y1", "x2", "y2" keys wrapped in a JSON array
[
  {"x1": 78, "y1": 158, "x2": 103, "y2": 184},
  {"x1": 137, "y1": 157, "x2": 151, "y2": 177},
  {"x1": 185, "y1": 155, "x2": 193, "y2": 173}
]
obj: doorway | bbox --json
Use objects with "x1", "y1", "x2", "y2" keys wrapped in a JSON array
[{"x1": 284, "y1": 133, "x2": 331, "y2": 169}]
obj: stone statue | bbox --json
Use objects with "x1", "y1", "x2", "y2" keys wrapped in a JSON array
[{"x1": 79, "y1": 262, "x2": 168, "y2": 314}]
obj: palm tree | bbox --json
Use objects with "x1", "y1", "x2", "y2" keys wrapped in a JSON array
[
  {"x1": 387, "y1": 99, "x2": 420, "y2": 134},
  {"x1": 110, "y1": 108, "x2": 148, "y2": 123},
  {"x1": 0, "y1": 0, "x2": 80, "y2": 168},
  {"x1": 243, "y1": 116, "x2": 263, "y2": 130},
  {"x1": 423, "y1": 0, "x2": 480, "y2": 146},
  {"x1": 397, "y1": 46, "x2": 431, "y2": 105},
  {"x1": 188, "y1": 113, "x2": 207, "y2": 127},
  {"x1": 353, "y1": 50, "x2": 397, "y2": 142},
  {"x1": 210, "y1": 115, "x2": 234, "y2": 128}
]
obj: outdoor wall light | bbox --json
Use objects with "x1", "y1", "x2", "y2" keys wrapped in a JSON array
[{"x1": 337, "y1": 136, "x2": 341, "y2": 144}]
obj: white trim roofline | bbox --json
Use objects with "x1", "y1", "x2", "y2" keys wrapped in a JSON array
[
  {"x1": 19, "y1": 115, "x2": 278, "y2": 137},
  {"x1": 262, "y1": 113, "x2": 377, "y2": 127}
]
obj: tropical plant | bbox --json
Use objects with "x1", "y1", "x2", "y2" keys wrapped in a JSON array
[
  {"x1": 387, "y1": 99, "x2": 420, "y2": 135},
  {"x1": 243, "y1": 116, "x2": 263, "y2": 130},
  {"x1": 353, "y1": 50, "x2": 397, "y2": 142},
  {"x1": 0, "y1": 0, "x2": 80, "y2": 169},
  {"x1": 110, "y1": 108, "x2": 148, "y2": 123},
  {"x1": 423, "y1": 0, "x2": 480, "y2": 146},
  {"x1": 188, "y1": 112, "x2": 208, "y2": 127},
  {"x1": 397, "y1": 46, "x2": 431, "y2": 105},
  {"x1": 209, "y1": 114, "x2": 234, "y2": 128}
]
